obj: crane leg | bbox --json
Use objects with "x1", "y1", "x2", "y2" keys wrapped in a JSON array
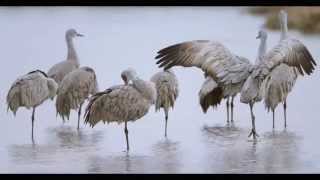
[
  {"x1": 77, "y1": 102, "x2": 83, "y2": 130},
  {"x1": 164, "y1": 109, "x2": 168, "y2": 138},
  {"x1": 165, "y1": 115, "x2": 168, "y2": 138},
  {"x1": 124, "y1": 120, "x2": 130, "y2": 151},
  {"x1": 226, "y1": 98, "x2": 230, "y2": 123},
  {"x1": 248, "y1": 103, "x2": 259, "y2": 140},
  {"x1": 231, "y1": 96, "x2": 234, "y2": 123},
  {"x1": 31, "y1": 107, "x2": 35, "y2": 143},
  {"x1": 284, "y1": 99, "x2": 287, "y2": 129},
  {"x1": 272, "y1": 109, "x2": 275, "y2": 129}
]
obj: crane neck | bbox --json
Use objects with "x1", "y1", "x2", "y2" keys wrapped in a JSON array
[
  {"x1": 256, "y1": 37, "x2": 267, "y2": 63},
  {"x1": 280, "y1": 16, "x2": 288, "y2": 41},
  {"x1": 66, "y1": 36, "x2": 79, "y2": 63},
  {"x1": 132, "y1": 78, "x2": 156, "y2": 104}
]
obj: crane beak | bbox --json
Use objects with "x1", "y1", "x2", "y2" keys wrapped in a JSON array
[
  {"x1": 204, "y1": 72, "x2": 208, "y2": 78},
  {"x1": 121, "y1": 74, "x2": 128, "y2": 85},
  {"x1": 77, "y1": 33, "x2": 84, "y2": 37}
]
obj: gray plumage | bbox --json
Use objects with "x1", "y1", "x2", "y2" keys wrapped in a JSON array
[
  {"x1": 55, "y1": 66, "x2": 99, "y2": 129},
  {"x1": 240, "y1": 10, "x2": 316, "y2": 139},
  {"x1": 47, "y1": 29, "x2": 84, "y2": 85},
  {"x1": 240, "y1": 29, "x2": 269, "y2": 106},
  {"x1": 84, "y1": 68, "x2": 156, "y2": 151},
  {"x1": 156, "y1": 10, "x2": 316, "y2": 140},
  {"x1": 262, "y1": 64, "x2": 297, "y2": 128},
  {"x1": 239, "y1": 29, "x2": 270, "y2": 139},
  {"x1": 150, "y1": 69, "x2": 179, "y2": 137},
  {"x1": 261, "y1": 11, "x2": 315, "y2": 130},
  {"x1": 198, "y1": 76, "x2": 223, "y2": 113},
  {"x1": 156, "y1": 40, "x2": 252, "y2": 123},
  {"x1": 6, "y1": 70, "x2": 58, "y2": 142}
]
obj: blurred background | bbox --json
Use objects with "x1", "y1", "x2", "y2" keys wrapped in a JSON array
[{"x1": 248, "y1": 6, "x2": 320, "y2": 34}]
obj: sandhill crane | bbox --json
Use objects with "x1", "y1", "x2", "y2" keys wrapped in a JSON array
[
  {"x1": 84, "y1": 68, "x2": 156, "y2": 151},
  {"x1": 262, "y1": 64, "x2": 297, "y2": 129},
  {"x1": 261, "y1": 10, "x2": 314, "y2": 129},
  {"x1": 150, "y1": 69, "x2": 179, "y2": 137},
  {"x1": 240, "y1": 10, "x2": 316, "y2": 139},
  {"x1": 240, "y1": 29, "x2": 269, "y2": 139},
  {"x1": 55, "y1": 66, "x2": 99, "y2": 129},
  {"x1": 155, "y1": 10, "x2": 316, "y2": 140},
  {"x1": 197, "y1": 30, "x2": 267, "y2": 124},
  {"x1": 47, "y1": 28, "x2": 83, "y2": 85},
  {"x1": 155, "y1": 41, "x2": 253, "y2": 124},
  {"x1": 6, "y1": 70, "x2": 58, "y2": 142}
]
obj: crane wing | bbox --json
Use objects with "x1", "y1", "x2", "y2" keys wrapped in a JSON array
[
  {"x1": 262, "y1": 64, "x2": 298, "y2": 111},
  {"x1": 156, "y1": 40, "x2": 253, "y2": 87},
  {"x1": 84, "y1": 85, "x2": 149, "y2": 127},
  {"x1": 6, "y1": 72, "x2": 49, "y2": 114},
  {"x1": 198, "y1": 77, "x2": 223, "y2": 113},
  {"x1": 56, "y1": 67, "x2": 98, "y2": 120},
  {"x1": 262, "y1": 38, "x2": 316, "y2": 76},
  {"x1": 155, "y1": 40, "x2": 240, "y2": 80},
  {"x1": 217, "y1": 56, "x2": 253, "y2": 86}
]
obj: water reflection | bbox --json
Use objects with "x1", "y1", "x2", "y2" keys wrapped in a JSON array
[
  {"x1": 260, "y1": 130, "x2": 301, "y2": 173},
  {"x1": 202, "y1": 123, "x2": 247, "y2": 146},
  {"x1": 151, "y1": 139, "x2": 181, "y2": 173},
  {"x1": 8, "y1": 143, "x2": 59, "y2": 165},
  {"x1": 87, "y1": 139, "x2": 181, "y2": 173},
  {"x1": 201, "y1": 127, "x2": 301, "y2": 173},
  {"x1": 45, "y1": 125, "x2": 104, "y2": 151},
  {"x1": 8, "y1": 125, "x2": 104, "y2": 167},
  {"x1": 201, "y1": 123, "x2": 254, "y2": 173},
  {"x1": 87, "y1": 153, "x2": 151, "y2": 173}
]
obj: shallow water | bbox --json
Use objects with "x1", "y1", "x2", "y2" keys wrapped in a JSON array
[{"x1": 0, "y1": 7, "x2": 319, "y2": 173}]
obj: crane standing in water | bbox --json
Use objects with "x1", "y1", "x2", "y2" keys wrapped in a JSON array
[
  {"x1": 84, "y1": 68, "x2": 156, "y2": 151},
  {"x1": 56, "y1": 66, "x2": 99, "y2": 129},
  {"x1": 240, "y1": 10, "x2": 316, "y2": 138},
  {"x1": 155, "y1": 10, "x2": 316, "y2": 140},
  {"x1": 6, "y1": 70, "x2": 58, "y2": 142},
  {"x1": 150, "y1": 69, "x2": 179, "y2": 137}
]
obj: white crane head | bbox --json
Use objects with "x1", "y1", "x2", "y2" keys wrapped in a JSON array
[
  {"x1": 278, "y1": 10, "x2": 288, "y2": 27},
  {"x1": 121, "y1": 68, "x2": 138, "y2": 85},
  {"x1": 256, "y1": 28, "x2": 268, "y2": 40},
  {"x1": 66, "y1": 28, "x2": 84, "y2": 39}
]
